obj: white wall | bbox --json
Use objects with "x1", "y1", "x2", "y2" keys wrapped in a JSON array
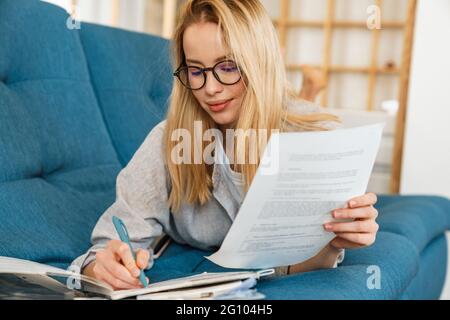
[
  {"x1": 400, "y1": 0, "x2": 450, "y2": 198},
  {"x1": 41, "y1": 0, "x2": 159, "y2": 34}
]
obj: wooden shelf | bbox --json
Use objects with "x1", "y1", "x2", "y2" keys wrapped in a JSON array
[
  {"x1": 286, "y1": 64, "x2": 400, "y2": 75},
  {"x1": 274, "y1": 0, "x2": 417, "y2": 194}
]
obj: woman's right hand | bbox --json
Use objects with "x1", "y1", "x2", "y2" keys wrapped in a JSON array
[{"x1": 82, "y1": 240, "x2": 150, "y2": 290}]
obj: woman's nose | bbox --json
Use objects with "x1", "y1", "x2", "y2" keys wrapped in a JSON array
[{"x1": 204, "y1": 71, "x2": 224, "y2": 95}]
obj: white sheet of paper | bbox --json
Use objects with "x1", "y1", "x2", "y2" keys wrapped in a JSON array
[{"x1": 206, "y1": 123, "x2": 385, "y2": 269}]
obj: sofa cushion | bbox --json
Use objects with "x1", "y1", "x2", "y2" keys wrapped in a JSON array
[
  {"x1": 400, "y1": 234, "x2": 448, "y2": 300},
  {"x1": 248, "y1": 231, "x2": 419, "y2": 299},
  {"x1": 145, "y1": 231, "x2": 420, "y2": 300},
  {"x1": 376, "y1": 195, "x2": 450, "y2": 253},
  {"x1": 0, "y1": 0, "x2": 121, "y2": 267},
  {"x1": 0, "y1": 0, "x2": 118, "y2": 173}
]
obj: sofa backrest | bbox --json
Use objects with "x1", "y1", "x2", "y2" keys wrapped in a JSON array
[
  {"x1": 0, "y1": 0, "x2": 173, "y2": 268},
  {"x1": 79, "y1": 22, "x2": 173, "y2": 166}
]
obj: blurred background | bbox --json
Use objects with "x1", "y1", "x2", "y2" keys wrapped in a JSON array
[{"x1": 41, "y1": 0, "x2": 449, "y2": 200}]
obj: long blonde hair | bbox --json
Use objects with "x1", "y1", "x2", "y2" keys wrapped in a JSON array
[{"x1": 165, "y1": 0, "x2": 340, "y2": 213}]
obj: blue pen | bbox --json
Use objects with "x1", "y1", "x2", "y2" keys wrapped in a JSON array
[{"x1": 112, "y1": 216, "x2": 148, "y2": 288}]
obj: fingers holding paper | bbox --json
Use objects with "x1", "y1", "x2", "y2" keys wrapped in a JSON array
[
  {"x1": 324, "y1": 193, "x2": 379, "y2": 249},
  {"x1": 347, "y1": 192, "x2": 378, "y2": 209}
]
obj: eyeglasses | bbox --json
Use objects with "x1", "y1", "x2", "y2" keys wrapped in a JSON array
[{"x1": 173, "y1": 60, "x2": 242, "y2": 90}]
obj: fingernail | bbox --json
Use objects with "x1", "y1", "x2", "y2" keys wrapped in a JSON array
[
  {"x1": 324, "y1": 224, "x2": 332, "y2": 231},
  {"x1": 132, "y1": 269, "x2": 140, "y2": 277},
  {"x1": 332, "y1": 211, "x2": 338, "y2": 218},
  {"x1": 349, "y1": 201, "x2": 356, "y2": 208}
]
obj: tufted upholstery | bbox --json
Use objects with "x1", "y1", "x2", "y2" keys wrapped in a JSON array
[
  {"x1": 79, "y1": 23, "x2": 173, "y2": 166},
  {"x1": 0, "y1": 0, "x2": 171, "y2": 267},
  {"x1": 1, "y1": 0, "x2": 449, "y2": 299}
]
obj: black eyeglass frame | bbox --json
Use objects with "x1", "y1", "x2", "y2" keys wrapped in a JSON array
[{"x1": 173, "y1": 60, "x2": 242, "y2": 90}]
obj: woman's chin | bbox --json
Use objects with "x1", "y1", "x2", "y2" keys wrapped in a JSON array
[
  {"x1": 209, "y1": 114, "x2": 236, "y2": 129},
  {"x1": 214, "y1": 120, "x2": 236, "y2": 129}
]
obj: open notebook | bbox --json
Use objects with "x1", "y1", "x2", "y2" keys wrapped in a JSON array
[{"x1": 0, "y1": 256, "x2": 274, "y2": 300}]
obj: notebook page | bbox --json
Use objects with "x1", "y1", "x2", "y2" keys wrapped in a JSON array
[{"x1": 0, "y1": 256, "x2": 70, "y2": 276}]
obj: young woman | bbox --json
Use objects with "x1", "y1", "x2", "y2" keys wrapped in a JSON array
[{"x1": 73, "y1": 0, "x2": 379, "y2": 290}]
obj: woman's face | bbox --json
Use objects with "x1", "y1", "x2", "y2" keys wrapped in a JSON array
[{"x1": 183, "y1": 22, "x2": 246, "y2": 129}]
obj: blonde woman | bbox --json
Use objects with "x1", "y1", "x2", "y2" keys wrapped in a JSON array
[{"x1": 73, "y1": 0, "x2": 379, "y2": 290}]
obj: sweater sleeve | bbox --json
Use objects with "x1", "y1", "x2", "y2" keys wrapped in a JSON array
[{"x1": 70, "y1": 120, "x2": 174, "y2": 273}]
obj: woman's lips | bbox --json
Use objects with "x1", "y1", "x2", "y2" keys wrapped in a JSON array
[{"x1": 207, "y1": 99, "x2": 232, "y2": 113}]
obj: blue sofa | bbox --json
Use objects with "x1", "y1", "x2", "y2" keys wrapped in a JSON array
[{"x1": 1, "y1": 0, "x2": 449, "y2": 300}]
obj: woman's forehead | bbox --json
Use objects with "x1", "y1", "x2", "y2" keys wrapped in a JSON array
[{"x1": 183, "y1": 22, "x2": 230, "y2": 64}]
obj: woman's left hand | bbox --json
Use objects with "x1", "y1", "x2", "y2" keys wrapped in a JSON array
[{"x1": 324, "y1": 193, "x2": 379, "y2": 249}]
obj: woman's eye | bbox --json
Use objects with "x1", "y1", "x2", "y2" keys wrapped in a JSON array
[
  {"x1": 219, "y1": 64, "x2": 238, "y2": 72},
  {"x1": 190, "y1": 70, "x2": 202, "y2": 77},
  {"x1": 222, "y1": 67, "x2": 237, "y2": 72}
]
